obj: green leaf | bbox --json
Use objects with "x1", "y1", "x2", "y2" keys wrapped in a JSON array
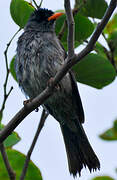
[
  {"x1": 104, "y1": 14, "x2": 117, "y2": 34},
  {"x1": 72, "y1": 53, "x2": 116, "y2": 89},
  {"x1": 56, "y1": 12, "x2": 94, "y2": 50},
  {"x1": 95, "y1": 42, "x2": 107, "y2": 58},
  {"x1": 92, "y1": 176, "x2": 114, "y2": 180},
  {"x1": 79, "y1": 0, "x2": 108, "y2": 19},
  {"x1": 0, "y1": 149, "x2": 42, "y2": 180},
  {"x1": 100, "y1": 128, "x2": 117, "y2": 141},
  {"x1": 10, "y1": 56, "x2": 17, "y2": 82},
  {"x1": 74, "y1": 13, "x2": 94, "y2": 42},
  {"x1": 0, "y1": 124, "x2": 21, "y2": 148},
  {"x1": 100, "y1": 120, "x2": 117, "y2": 141},
  {"x1": 10, "y1": 0, "x2": 35, "y2": 28}
]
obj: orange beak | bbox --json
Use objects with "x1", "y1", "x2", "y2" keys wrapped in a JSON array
[{"x1": 48, "y1": 12, "x2": 64, "y2": 21}]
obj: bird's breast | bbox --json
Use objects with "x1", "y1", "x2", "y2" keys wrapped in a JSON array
[{"x1": 15, "y1": 31, "x2": 69, "y2": 99}]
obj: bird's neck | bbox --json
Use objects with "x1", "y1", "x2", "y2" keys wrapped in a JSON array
[{"x1": 24, "y1": 21, "x2": 55, "y2": 32}]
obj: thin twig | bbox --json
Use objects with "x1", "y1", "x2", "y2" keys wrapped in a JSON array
[
  {"x1": 20, "y1": 109, "x2": 48, "y2": 180},
  {"x1": 32, "y1": 0, "x2": 38, "y2": 8},
  {"x1": 102, "y1": 32, "x2": 117, "y2": 70},
  {"x1": 64, "y1": 0, "x2": 75, "y2": 58},
  {"x1": 0, "y1": 28, "x2": 21, "y2": 179},
  {"x1": 0, "y1": 143, "x2": 16, "y2": 180},
  {"x1": 0, "y1": 28, "x2": 21, "y2": 121},
  {"x1": 39, "y1": 0, "x2": 43, "y2": 8},
  {"x1": 58, "y1": 20, "x2": 67, "y2": 40},
  {"x1": 0, "y1": 87, "x2": 13, "y2": 118},
  {"x1": 0, "y1": 0, "x2": 116, "y2": 143}
]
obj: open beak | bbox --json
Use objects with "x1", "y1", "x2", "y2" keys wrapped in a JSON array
[{"x1": 48, "y1": 12, "x2": 64, "y2": 21}]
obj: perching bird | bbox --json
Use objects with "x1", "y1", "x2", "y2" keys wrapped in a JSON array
[{"x1": 15, "y1": 8, "x2": 100, "y2": 177}]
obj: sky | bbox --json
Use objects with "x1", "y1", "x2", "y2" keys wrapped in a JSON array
[{"x1": 1, "y1": 0, "x2": 117, "y2": 180}]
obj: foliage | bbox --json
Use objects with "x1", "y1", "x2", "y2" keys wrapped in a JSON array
[
  {"x1": 79, "y1": 0, "x2": 108, "y2": 19},
  {"x1": 10, "y1": 0, "x2": 34, "y2": 28},
  {"x1": 0, "y1": 149, "x2": 42, "y2": 180},
  {"x1": 0, "y1": 124, "x2": 21, "y2": 148},
  {"x1": 10, "y1": 56, "x2": 17, "y2": 81},
  {"x1": 92, "y1": 176, "x2": 114, "y2": 180},
  {"x1": 73, "y1": 53, "x2": 116, "y2": 89},
  {"x1": 100, "y1": 120, "x2": 117, "y2": 141}
]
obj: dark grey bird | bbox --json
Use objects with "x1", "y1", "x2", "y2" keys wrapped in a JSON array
[{"x1": 15, "y1": 8, "x2": 100, "y2": 177}]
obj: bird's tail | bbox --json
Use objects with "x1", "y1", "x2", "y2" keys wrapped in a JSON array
[{"x1": 60, "y1": 121, "x2": 100, "y2": 177}]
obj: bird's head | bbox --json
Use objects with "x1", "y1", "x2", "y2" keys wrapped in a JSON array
[{"x1": 25, "y1": 8, "x2": 64, "y2": 32}]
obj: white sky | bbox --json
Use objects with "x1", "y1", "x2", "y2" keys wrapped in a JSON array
[{"x1": 1, "y1": 0, "x2": 117, "y2": 180}]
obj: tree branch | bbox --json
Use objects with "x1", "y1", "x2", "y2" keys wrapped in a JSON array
[
  {"x1": 0, "y1": 87, "x2": 13, "y2": 120},
  {"x1": 32, "y1": 0, "x2": 38, "y2": 8},
  {"x1": 0, "y1": 143, "x2": 16, "y2": 180},
  {"x1": 64, "y1": 0, "x2": 74, "y2": 58},
  {"x1": 20, "y1": 109, "x2": 48, "y2": 180},
  {"x1": 0, "y1": 28, "x2": 21, "y2": 121},
  {"x1": 0, "y1": 0, "x2": 116, "y2": 143},
  {"x1": 39, "y1": 0, "x2": 43, "y2": 8}
]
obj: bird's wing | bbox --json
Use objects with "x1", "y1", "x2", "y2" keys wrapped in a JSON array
[
  {"x1": 60, "y1": 41, "x2": 85, "y2": 123},
  {"x1": 69, "y1": 71, "x2": 85, "y2": 123}
]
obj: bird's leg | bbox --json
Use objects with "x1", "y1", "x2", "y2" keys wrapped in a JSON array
[{"x1": 47, "y1": 77, "x2": 61, "y2": 91}]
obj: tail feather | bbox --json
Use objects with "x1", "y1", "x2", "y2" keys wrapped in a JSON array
[{"x1": 60, "y1": 121, "x2": 100, "y2": 177}]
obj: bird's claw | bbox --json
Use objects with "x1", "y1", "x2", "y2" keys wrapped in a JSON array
[
  {"x1": 47, "y1": 77, "x2": 60, "y2": 91},
  {"x1": 23, "y1": 98, "x2": 32, "y2": 106},
  {"x1": 35, "y1": 107, "x2": 39, "y2": 112},
  {"x1": 23, "y1": 99, "x2": 39, "y2": 112}
]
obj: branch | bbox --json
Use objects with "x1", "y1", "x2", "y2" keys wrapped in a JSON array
[
  {"x1": 0, "y1": 0, "x2": 116, "y2": 143},
  {"x1": 0, "y1": 143, "x2": 16, "y2": 180},
  {"x1": 0, "y1": 87, "x2": 13, "y2": 119},
  {"x1": 32, "y1": 0, "x2": 38, "y2": 8},
  {"x1": 64, "y1": 0, "x2": 75, "y2": 58},
  {"x1": 20, "y1": 109, "x2": 48, "y2": 180},
  {"x1": 39, "y1": 0, "x2": 43, "y2": 8},
  {"x1": 0, "y1": 28, "x2": 21, "y2": 121},
  {"x1": 58, "y1": 20, "x2": 67, "y2": 40}
]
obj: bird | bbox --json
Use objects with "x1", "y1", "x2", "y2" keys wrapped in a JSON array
[{"x1": 15, "y1": 8, "x2": 100, "y2": 177}]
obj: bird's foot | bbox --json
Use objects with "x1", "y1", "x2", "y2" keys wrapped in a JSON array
[
  {"x1": 47, "y1": 77, "x2": 60, "y2": 91},
  {"x1": 23, "y1": 99, "x2": 39, "y2": 112},
  {"x1": 35, "y1": 107, "x2": 39, "y2": 112},
  {"x1": 23, "y1": 98, "x2": 33, "y2": 106}
]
